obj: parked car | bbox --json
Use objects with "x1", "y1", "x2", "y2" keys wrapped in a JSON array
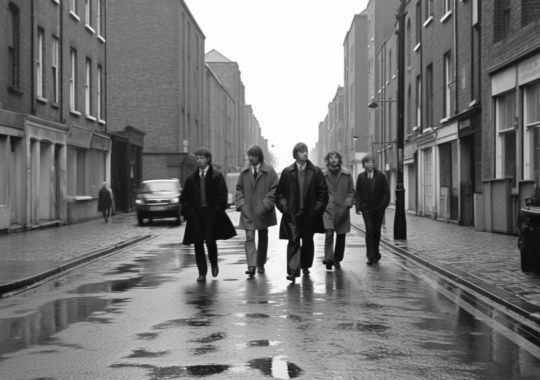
[{"x1": 135, "y1": 179, "x2": 182, "y2": 226}]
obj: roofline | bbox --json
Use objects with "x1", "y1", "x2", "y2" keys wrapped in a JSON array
[
  {"x1": 205, "y1": 64, "x2": 236, "y2": 101},
  {"x1": 343, "y1": 11, "x2": 368, "y2": 45},
  {"x1": 180, "y1": 0, "x2": 206, "y2": 39}
]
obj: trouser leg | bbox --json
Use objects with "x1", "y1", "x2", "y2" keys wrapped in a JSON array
[
  {"x1": 257, "y1": 229, "x2": 269, "y2": 268},
  {"x1": 324, "y1": 229, "x2": 335, "y2": 263},
  {"x1": 245, "y1": 230, "x2": 257, "y2": 267},
  {"x1": 362, "y1": 211, "x2": 376, "y2": 261},
  {"x1": 334, "y1": 234, "x2": 346, "y2": 263},
  {"x1": 373, "y1": 210, "x2": 385, "y2": 260},
  {"x1": 300, "y1": 227, "x2": 315, "y2": 270},
  {"x1": 202, "y1": 209, "x2": 218, "y2": 268},
  {"x1": 286, "y1": 218, "x2": 302, "y2": 276}
]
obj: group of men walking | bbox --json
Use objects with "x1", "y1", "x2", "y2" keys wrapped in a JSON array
[{"x1": 180, "y1": 143, "x2": 390, "y2": 284}]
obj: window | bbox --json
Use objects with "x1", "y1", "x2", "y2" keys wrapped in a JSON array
[
  {"x1": 36, "y1": 28, "x2": 45, "y2": 98},
  {"x1": 388, "y1": 49, "x2": 392, "y2": 80},
  {"x1": 495, "y1": 0, "x2": 511, "y2": 40},
  {"x1": 524, "y1": 82, "x2": 540, "y2": 180},
  {"x1": 70, "y1": 48, "x2": 78, "y2": 111},
  {"x1": 425, "y1": 0, "x2": 434, "y2": 20},
  {"x1": 97, "y1": 64, "x2": 104, "y2": 120},
  {"x1": 416, "y1": 1, "x2": 422, "y2": 44},
  {"x1": 85, "y1": 0, "x2": 92, "y2": 27},
  {"x1": 52, "y1": 36, "x2": 59, "y2": 103},
  {"x1": 495, "y1": 91, "x2": 516, "y2": 179},
  {"x1": 443, "y1": 51, "x2": 452, "y2": 118},
  {"x1": 407, "y1": 85, "x2": 412, "y2": 134},
  {"x1": 426, "y1": 64, "x2": 433, "y2": 128},
  {"x1": 96, "y1": 0, "x2": 105, "y2": 37},
  {"x1": 85, "y1": 58, "x2": 92, "y2": 116},
  {"x1": 442, "y1": 0, "x2": 451, "y2": 14},
  {"x1": 407, "y1": 18, "x2": 411, "y2": 64},
  {"x1": 8, "y1": 4, "x2": 20, "y2": 89},
  {"x1": 70, "y1": 0, "x2": 77, "y2": 14},
  {"x1": 416, "y1": 75, "x2": 422, "y2": 128}
]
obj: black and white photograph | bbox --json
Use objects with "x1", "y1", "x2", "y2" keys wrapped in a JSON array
[{"x1": 1, "y1": 0, "x2": 540, "y2": 379}]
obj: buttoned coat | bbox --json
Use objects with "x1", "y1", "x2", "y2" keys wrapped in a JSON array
[
  {"x1": 355, "y1": 169, "x2": 390, "y2": 213},
  {"x1": 276, "y1": 160, "x2": 329, "y2": 239},
  {"x1": 323, "y1": 168, "x2": 355, "y2": 234},
  {"x1": 180, "y1": 165, "x2": 237, "y2": 245},
  {"x1": 235, "y1": 163, "x2": 279, "y2": 230}
]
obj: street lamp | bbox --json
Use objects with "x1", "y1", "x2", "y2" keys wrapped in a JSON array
[{"x1": 366, "y1": 0, "x2": 407, "y2": 240}]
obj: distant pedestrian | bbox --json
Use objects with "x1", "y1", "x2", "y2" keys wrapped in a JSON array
[
  {"x1": 236, "y1": 145, "x2": 279, "y2": 278},
  {"x1": 355, "y1": 154, "x2": 390, "y2": 265},
  {"x1": 322, "y1": 151, "x2": 355, "y2": 270},
  {"x1": 180, "y1": 148, "x2": 237, "y2": 283},
  {"x1": 98, "y1": 182, "x2": 113, "y2": 223},
  {"x1": 277, "y1": 142, "x2": 328, "y2": 283}
]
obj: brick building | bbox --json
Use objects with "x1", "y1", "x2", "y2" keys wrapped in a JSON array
[
  {"x1": 315, "y1": 86, "x2": 345, "y2": 168},
  {"x1": 344, "y1": 10, "x2": 370, "y2": 178},
  {"x1": 479, "y1": 0, "x2": 540, "y2": 234},
  {"x1": 107, "y1": 0, "x2": 205, "y2": 184},
  {"x1": 0, "y1": 0, "x2": 109, "y2": 231}
]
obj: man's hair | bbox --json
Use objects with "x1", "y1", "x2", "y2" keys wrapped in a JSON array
[
  {"x1": 361, "y1": 154, "x2": 375, "y2": 167},
  {"x1": 292, "y1": 142, "x2": 309, "y2": 159},
  {"x1": 194, "y1": 147, "x2": 212, "y2": 164},
  {"x1": 247, "y1": 145, "x2": 264, "y2": 163},
  {"x1": 324, "y1": 151, "x2": 342, "y2": 166}
]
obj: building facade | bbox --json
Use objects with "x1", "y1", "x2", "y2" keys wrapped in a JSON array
[
  {"x1": 107, "y1": 0, "x2": 205, "y2": 184},
  {"x1": 0, "y1": 0, "x2": 109, "y2": 231},
  {"x1": 344, "y1": 11, "x2": 370, "y2": 178},
  {"x1": 479, "y1": 0, "x2": 540, "y2": 234},
  {"x1": 316, "y1": 87, "x2": 345, "y2": 169}
]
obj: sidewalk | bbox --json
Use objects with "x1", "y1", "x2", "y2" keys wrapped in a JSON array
[
  {"x1": 351, "y1": 209, "x2": 540, "y2": 308},
  {"x1": 0, "y1": 213, "x2": 151, "y2": 294}
]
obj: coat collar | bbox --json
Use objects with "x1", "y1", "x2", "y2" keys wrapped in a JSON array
[
  {"x1": 242, "y1": 162, "x2": 271, "y2": 173},
  {"x1": 285, "y1": 160, "x2": 315, "y2": 173},
  {"x1": 323, "y1": 167, "x2": 351, "y2": 177}
]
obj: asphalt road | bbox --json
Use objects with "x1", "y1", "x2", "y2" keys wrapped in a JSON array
[{"x1": 0, "y1": 214, "x2": 539, "y2": 380}]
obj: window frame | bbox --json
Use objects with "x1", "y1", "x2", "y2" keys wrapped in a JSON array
[
  {"x1": 85, "y1": 58, "x2": 93, "y2": 117},
  {"x1": 36, "y1": 27, "x2": 45, "y2": 99},
  {"x1": 443, "y1": 51, "x2": 452, "y2": 118},
  {"x1": 8, "y1": 4, "x2": 21, "y2": 90},
  {"x1": 70, "y1": 48, "x2": 79, "y2": 113},
  {"x1": 52, "y1": 35, "x2": 60, "y2": 104}
]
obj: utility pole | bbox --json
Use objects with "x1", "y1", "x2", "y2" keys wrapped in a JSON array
[{"x1": 394, "y1": 0, "x2": 407, "y2": 239}]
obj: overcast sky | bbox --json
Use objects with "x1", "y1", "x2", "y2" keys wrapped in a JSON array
[{"x1": 187, "y1": 0, "x2": 369, "y2": 170}]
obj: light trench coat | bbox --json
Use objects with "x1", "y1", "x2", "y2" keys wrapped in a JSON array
[
  {"x1": 235, "y1": 163, "x2": 279, "y2": 231},
  {"x1": 323, "y1": 168, "x2": 355, "y2": 234}
]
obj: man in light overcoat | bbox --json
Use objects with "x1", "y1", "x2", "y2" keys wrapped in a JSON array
[
  {"x1": 236, "y1": 145, "x2": 279, "y2": 278},
  {"x1": 322, "y1": 151, "x2": 355, "y2": 270}
]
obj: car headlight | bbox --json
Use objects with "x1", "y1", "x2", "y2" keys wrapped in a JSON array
[
  {"x1": 135, "y1": 199, "x2": 144, "y2": 205},
  {"x1": 171, "y1": 197, "x2": 180, "y2": 204}
]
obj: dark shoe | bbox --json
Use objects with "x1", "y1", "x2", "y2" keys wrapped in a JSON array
[
  {"x1": 196, "y1": 275, "x2": 206, "y2": 283},
  {"x1": 334, "y1": 262, "x2": 341, "y2": 269},
  {"x1": 257, "y1": 266, "x2": 265, "y2": 274},
  {"x1": 286, "y1": 274, "x2": 296, "y2": 283},
  {"x1": 212, "y1": 266, "x2": 219, "y2": 278},
  {"x1": 325, "y1": 260, "x2": 333, "y2": 270},
  {"x1": 245, "y1": 266, "x2": 256, "y2": 278},
  {"x1": 366, "y1": 260, "x2": 375, "y2": 266},
  {"x1": 302, "y1": 268, "x2": 310, "y2": 276}
]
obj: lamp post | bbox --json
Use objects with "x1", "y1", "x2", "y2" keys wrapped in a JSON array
[{"x1": 367, "y1": 0, "x2": 407, "y2": 240}]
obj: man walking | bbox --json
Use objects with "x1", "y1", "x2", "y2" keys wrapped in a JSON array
[
  {"x1": 236, "y1": 145, "x2": 279, "y2": 278},
  {"x1": 276, "y1": 142, "x2": 328, "y2": 283},
  {"x1": 181, "y1": 148, "x2": 237, "y2": 282},
  {"x1": 355, "y1": 154, "x2": 390, "y2": 265},
  {"x1": 322, "y1": 151, "x2": 355, "y2": 270}
]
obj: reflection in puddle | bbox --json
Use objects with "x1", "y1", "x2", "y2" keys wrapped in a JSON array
[
  {"x1": 336, "y1": 322, "x2": 389, "y2": 333},
  {"x1": 0, "y1": 297, "x2": 126, "y2": 356},
  {"x1": 192, "y1": 332, "x2": 227, "y2": 343},
  {"x1": 244, "y1": 340, "x2": 280, "y2": 348},
  {"x1": 193, "y1": 344, "x2": 217, "y2": 355},
  {"x1": 153, "y1": 318, "x2": 211, "y2": 329},
  {"x1": 73, "y1": 274, "x2": 170, "y2": 294},
  {"x1": 248, "y1": 356, "x2": 303, "y2": 379},
  {"x1": 111, "y1": 363, "x2": 230, "y2": 378},
  {"x1": 126, "y1": 349, "x2": 169, "y2": 358},
  {"x1": 136, "y1": 332, "x2": 159, "y2": 340}
]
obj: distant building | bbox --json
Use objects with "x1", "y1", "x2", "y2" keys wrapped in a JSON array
[
  {"x1": 344, "y1": 11, "x2": 369, "y2": 178},
  {"x1": 107, "y1": 0, "x2": 205, "y2": 184},
  {"x1": 479, "y1": 0, "x2": 540, "y2": 234},
  {"x1": 0, "y1": 0, "x2": 109, "y2": 230},
  {"x1": 316, "y1": 87, "x2": 345, "y2": 168}
]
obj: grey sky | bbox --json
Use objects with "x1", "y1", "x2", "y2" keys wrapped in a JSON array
[{"x1": 187, "y1": 0, "x2": 369, "y2": 170}]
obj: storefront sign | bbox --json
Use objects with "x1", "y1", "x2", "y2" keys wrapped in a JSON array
[
  {"x1": 68, "y1": 126, "x2": 92, "y2": 148},
  {"x1": 518, "y1": 52, "x2": 540, "y2": 85},
  {"x1": 491, "y1": 66, "x2": 516, "y2": 96},
  {"x1": 459, "y1": 118, "x2": 472, "y2": 131},
  {"x1": 91, "y1": 134, "x2": 111, "y2": 151}
]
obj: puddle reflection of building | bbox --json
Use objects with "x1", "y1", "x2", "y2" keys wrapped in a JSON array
[
  {"x1": 184, "y1": 280, "x2": 219, "y2": 318},
  {"x1": 244, "y1": 274, "x2": 270, "y2": 305}
]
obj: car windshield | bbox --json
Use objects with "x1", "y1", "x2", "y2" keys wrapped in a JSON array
[{"x1": 140, "y1": 182, "x2": 178, "y2": 193}]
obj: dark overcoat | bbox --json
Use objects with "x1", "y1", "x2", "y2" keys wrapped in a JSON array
[
  {"x1": 355, "y1": 169, "x2": 390, "y2": 213},
  {"x1": 180, "y1": 165, "x2": 237, "y2": 245},
  {"x1": 276, "y1": 160, "x2": 329, "y2": 239},
  {"x1": 235, "y1": 163, "x2": 279, "y2": 230},
  {"x1": 97, "y1": 186, "x2": 112, "y2": 212},
  {"x1": 323, "y1": 168, "x2": 355, "y2": 234}
]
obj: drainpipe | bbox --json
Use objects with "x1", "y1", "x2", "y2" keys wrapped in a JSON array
[
  {"x1": 453, "y1": 0, "x2": 458, "y2": 115},
  {"x1": 31, "y1": 0, "x2": 36, "y2": 115},
  {"x1": 60, "y1": 0, "x2": 64, "y2": 122}
]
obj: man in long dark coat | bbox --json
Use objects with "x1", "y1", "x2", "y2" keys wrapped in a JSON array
[
  {"x1": 322, "y1": 151, "x2": 355, "y2": 270},
  {"x1": 180, "y1": 148, "x2": 236, "y2": 282},
  {"x1": 276, "y1": 142, "x2": 328, "y2": 283},
  {"x1": 97, "y1": 182, "x2": 113, "y2": 223},
  {"x1": 236, "y1": 145, "x2": 279, "y2": 278},
  {"x1": 355, "y1": 154, "x2": 390, "y2": 265}
]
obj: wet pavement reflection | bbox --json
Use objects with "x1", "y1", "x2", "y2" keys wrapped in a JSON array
[{"x1": 0, "y1": 218, "x2": 539, "y2": 379}]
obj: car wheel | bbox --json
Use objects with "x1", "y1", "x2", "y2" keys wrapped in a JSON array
[{"x1": 137, "y1": 214, "x2": 144, "y2": 226}]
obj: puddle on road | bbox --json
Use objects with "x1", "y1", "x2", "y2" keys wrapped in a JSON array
[
  {"x1": 152, "y1": 318, "x2": 211, "y2": 329},
  {"x1": 0, "y1": 297, "x2": 126, "y2": 356},
  {"x1": 109, "y1": 263, "x2": 140, "y2": 274},
  {"x1": 193, "y1": 344, "x2": 217, "y2": 355},
  {"x1": 248, "y1": 356, "x2": 303, "y2": 379},
  {"x1": 136, "y1": 332, "x2": 159, "y2": 340},
  {"x1": 192, "y1": 332, "x2": 227, "y2": 343},
  {"x1": 245, "y1": 340, "x2": 280, "y2": 348},
  {"x1": 72, "y1": 274, "x2": 171, "y2": 294},
  {"x1": 125, "y1": 349, "x2": 169, "y2": 358},
  {"x1": 336, "y1": 321, "x2": 390, "y2": 334}
]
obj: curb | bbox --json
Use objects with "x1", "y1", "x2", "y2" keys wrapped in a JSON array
[
  {"x1": 351, "y1": 223, "x2": 540, "y2": 326},
  {"x1": 0, "y1": 234, "x2": 154, "y2": 297}
]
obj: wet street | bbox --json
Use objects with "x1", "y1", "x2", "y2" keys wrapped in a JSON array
[{"x1": 1, "y1": 214, "x2": 540, "y2": 380}]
